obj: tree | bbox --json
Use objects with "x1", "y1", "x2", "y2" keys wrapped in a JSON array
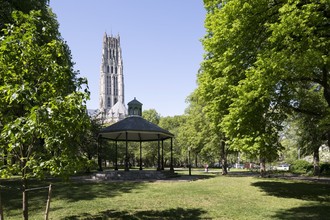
[
  {"x1": 260, "y1": 0, "x2": 330, "y2": 174},
  {"x1": 0, "y1": 0, "x2": 49, "y2": 33},
  {"x1": 182, "y1": 92, "x2": 219, "y2": 170},
  {"x1": 159, "y1": 115, "x2": 186, "y2": 167},
  {"x1": 225, "y1": 0, "x2": 329, "y2": 174},
  {"x1": 138, "y1": 109, "x2": 161, "y2": 167},
  {"x1": 200, "y1": 0, "x2": 329, "y2": 175},
  {"x1": 143, "y1": 109, "x2": 161, "y2": 124},
  {"x1": 199, "y1": 0, "x2": 283, "y2": 174},
  {"x1": 0, "y1": 8, "x2": 90, "y2": 219},
  {"x1": 79, "y1": 116, "x2": 103, "y2": 172}
]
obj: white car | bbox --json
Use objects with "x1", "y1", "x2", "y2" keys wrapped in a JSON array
[{"x1": 276, "y1": 164, "x2": 290, "y2": 171}]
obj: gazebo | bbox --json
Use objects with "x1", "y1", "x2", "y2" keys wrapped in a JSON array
[{"x1": 98, "y1": 98, "x2": 174, "y2": 172}]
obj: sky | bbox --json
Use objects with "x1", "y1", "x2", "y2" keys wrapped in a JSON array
[{"x1": 49, "y1": 1, "x2": 206, "y2": 117}]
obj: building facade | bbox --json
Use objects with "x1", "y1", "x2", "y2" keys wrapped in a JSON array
[{"x1": 99, "y1": 33, "x2": 127, "y2": 123}]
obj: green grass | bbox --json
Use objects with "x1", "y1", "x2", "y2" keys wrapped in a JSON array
[{"x1": 1, "y1": 170, "x2": 330, "y2": 219}]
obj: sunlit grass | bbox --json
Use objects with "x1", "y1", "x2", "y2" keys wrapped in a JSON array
[{"x1": 1, "y1": 169, "x2": 330, "y2": 219}]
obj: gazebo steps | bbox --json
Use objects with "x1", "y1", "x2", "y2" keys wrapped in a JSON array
[{"x1": 92, "y1": 170, "x2": 176, "y2": 181}]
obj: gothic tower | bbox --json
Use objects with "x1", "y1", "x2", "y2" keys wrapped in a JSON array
[{"x1": 99, "y1": 33, "x2": 127, "y2": 122}]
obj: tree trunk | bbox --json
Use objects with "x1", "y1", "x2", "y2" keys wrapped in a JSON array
[
  {"x1": 220, "y1": 140, "x2": 228, "y2": 175},
  {"x1": 20, "y1": 154, "x2": 29, "y2": 220},
  {"x1": 322, "y1": 66, "x2": 330, "y2": 107},
  {"x1": 260, "y1": 157, "x2": 266, "y2": 177},
  {"x1": 313, "y1": 146, "x2": 320, "y2": 176},
  {"x1": 44, "y1": 184, "x2": 52, "y2": 220},
  {"x1": 3, "y1": 149, "x2": 7, "y2": 165},
  {"x1": 22, "y1": 177, "x2": 28, "y2": 220},
  {"x1": 0, "y1": 190, "x2": 3, "y2": 220}
]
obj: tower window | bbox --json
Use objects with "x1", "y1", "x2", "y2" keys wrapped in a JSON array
[
  {"x1": 114, "y1": 77, "x2": 118, "y2": 96},
  {"x1": 107, "y1": 65, "x2": 109, "y2": 73},
  {"x1": 111, "y1": 66, "x2": 113, "y2": 73},
  {"x1": 115, "y1": 67, "x2": 117, "y2": 74},
  {"x1": 107, "y1": 97, "x2": 111, "y2": 107}
]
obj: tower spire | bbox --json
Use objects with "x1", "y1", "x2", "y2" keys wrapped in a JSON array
[{"x1": 99, "y1": 33, "x2": 127, "y2": 122}]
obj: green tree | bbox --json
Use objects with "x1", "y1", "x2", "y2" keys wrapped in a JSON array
[
  {"x1": 198, "y1": 0, "x2": 281, "y2": 174},
  {"x1": 200, "y1": 0, "x2": 329, "y2": 175},
  {"x1": 143, "y1": 109, "x2": 161, "y2": 124},
  {"x1": 79, "y1": 116, "x2": 103, "y2": 172},
  {"x1": 0, "y1": 0, "x2": 49, "y2": 33},
  {"x1": 261, "y1": 0, "x2": 330, "y2": 175},
  {"x1": 182, "y1": 92, "x2": 217, "y2": 169},
  {"x1": 159, "y1": 115, "x2": 186, "y2": 167},
  {"x1": 0, "y1": 9, "x2": 90, "y2": 219},
  {"x1": 139, "y1": 109, "x2": 161, "y2": 167}
]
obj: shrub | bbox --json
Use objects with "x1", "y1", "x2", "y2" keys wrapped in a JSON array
[
  {"x1": 290, "y1": 160, "x2": 312, "y2": 174},
  {"x1": 320, "y1": 163, "x2": 330, "y2": 175}
]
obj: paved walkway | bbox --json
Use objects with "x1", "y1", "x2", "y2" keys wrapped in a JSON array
[{"x1": 71, "y1": 170, "x2": 330, "y2": 184}]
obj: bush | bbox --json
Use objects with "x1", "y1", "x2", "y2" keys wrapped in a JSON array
[
  {"x1": 320, "y1": 163, "x2": 330, "y2": 175},
  {"x1": 290, "y1": 160, "x2": 312, "y2": 174}
]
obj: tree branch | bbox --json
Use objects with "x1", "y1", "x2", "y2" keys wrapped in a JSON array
[{"x1": 286, "y1": 104, "x2": 322, "y2": 117}]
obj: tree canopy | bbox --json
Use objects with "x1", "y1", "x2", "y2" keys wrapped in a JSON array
[
  {"x1": 0, "y1": 2, "x2": 91, "y2": 218},
  {"x1": 198, "y1": 0, "x2": 329, "y2": 173}
]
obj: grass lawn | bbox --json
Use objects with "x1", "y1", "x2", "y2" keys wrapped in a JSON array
[{"x1": 1, "y1": 169, "x2": 330, "y2": 219}]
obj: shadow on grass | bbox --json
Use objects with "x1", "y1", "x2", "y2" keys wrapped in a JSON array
[
  {"x1": 62, "y1": 207, "x2": 207, "y2": 220},
  {"x1": 227, "y1": 171, "x2": 259, "y2": 177},
  {"x1": 271, "y1": 204, "x2": 330, "y2": 219},
  {"x1": 54, "y1": 181, "x2": 146, "y2": 202},
  {"x1": 252, "y1": 181, "x2": 330, "y2": 219},
  {"x1": 251, "y1": 181, "x2": 330, "y2": 202},
  {"x1": 1, "y1": 179, "x2": 146, "y2": 215},
  {"x1": 1, "y1": 179, "x2": 55, "y2": 214}
]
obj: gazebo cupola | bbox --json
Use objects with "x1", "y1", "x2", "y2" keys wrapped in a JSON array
[{"x1": 128, "y1": 97, "x2": 143, "y2": 116}]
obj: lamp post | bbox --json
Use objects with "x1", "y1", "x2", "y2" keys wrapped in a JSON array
[{"x1": 188, "y1": 147, "x2": 191, "y2": 176}]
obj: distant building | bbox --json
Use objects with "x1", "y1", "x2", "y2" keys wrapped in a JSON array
[{"x1": 99, "y1": 33, "x2": 127, "y2": 123}]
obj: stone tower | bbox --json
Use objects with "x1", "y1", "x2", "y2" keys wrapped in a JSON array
[{"x1": 99, "y1": 33, "x2": 127, "y2": 123}]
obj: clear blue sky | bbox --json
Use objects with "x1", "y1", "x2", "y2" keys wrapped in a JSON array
[{"x1": 49, "y1": 1, "x2": 206, "y2": 117}]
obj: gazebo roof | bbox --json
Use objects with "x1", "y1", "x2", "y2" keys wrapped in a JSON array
[
  {"x1": 99, "y1": 116, "x2": 174, "y2": 141},
  {"x1": 127, "y1": 97, "x2": 143, "y2": 106}
]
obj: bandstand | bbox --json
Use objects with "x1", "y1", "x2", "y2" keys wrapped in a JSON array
[{"x1": 98, "y1": 98, "x2": 174, "y2": 172}]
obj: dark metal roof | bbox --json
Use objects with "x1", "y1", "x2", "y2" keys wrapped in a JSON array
[
  {"x1": 127, "y1": 97, "x2": 143, "y2": 106},
  {"x1": 99, "y1": 116, "x2": 174, "y2": 141}
]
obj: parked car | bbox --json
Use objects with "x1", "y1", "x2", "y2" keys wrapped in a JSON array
[
  {"x1": 276, "y1": 164, "x2": 290, "y2": 171},
  {"x1": 234, "y1": 163, "x2": 244, "y2": 169}
]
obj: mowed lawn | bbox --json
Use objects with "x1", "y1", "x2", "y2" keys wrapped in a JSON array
[{"x1": 1, "y1": 170, "x2": 330, "y2": 220}]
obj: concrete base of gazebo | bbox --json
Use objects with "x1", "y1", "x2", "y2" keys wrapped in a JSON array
[{"x1": 92, "y1": 170, "x2": 177, "y2": 181}]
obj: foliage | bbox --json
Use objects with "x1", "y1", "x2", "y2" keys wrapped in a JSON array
[
  {"x1": 290, "y1": 160, "x2": 313, "y2": 174},
  {"x1": 320, "y1": 163, "x2": 330, "y2": 175},
  {"x1": 182, "y1": 92, "x2": 213, "y2": 163},
  {"x1": 78, "y1": 116, "x2": 103, "y2": 171},
  {"x1": 159, "y1": 115, "x2": 186, "y2": 166},
  {"x1": 199, "y1": 0, "x2": 283, "y2": 168},
  {"x1": 199, "y1": 0, "x2": 330, "y2": 174},
  {"x1": 0, "y1": 0, "x2": 49, "y2": 34},
  {"x1": 0, "y1": 9, "x2": 90, "y2": 179},
  {"x1": 142, "y1": 109, "x2": 160, "y2": 124}
]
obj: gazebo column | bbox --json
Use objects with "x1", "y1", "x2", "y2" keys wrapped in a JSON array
[
  {"x1": 139, "y1": 141, "x2": 143, "y2": 170},
  {"x1": 114, "y1": 140, "x2": 118, "y2": 170},
  {"x1": 125, "y1": 132, "x2": 129, "y2": 171},
  {"x1": 97, "y1": 135, "x2": 103, "y2": 171},
  {"x1": 157, "y1": 135, "x2": 161, "y2": 171},
  {"x1": 170, "y1": 138, "x2": 174, "y2": 172},
  {"x1": 161, "y1": 140, "x2": 164, "y2": 170}
]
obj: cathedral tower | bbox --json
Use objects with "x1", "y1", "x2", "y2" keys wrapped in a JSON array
[{"x1": 99, "y1": 33, "x2": 126, "y2": 122}]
